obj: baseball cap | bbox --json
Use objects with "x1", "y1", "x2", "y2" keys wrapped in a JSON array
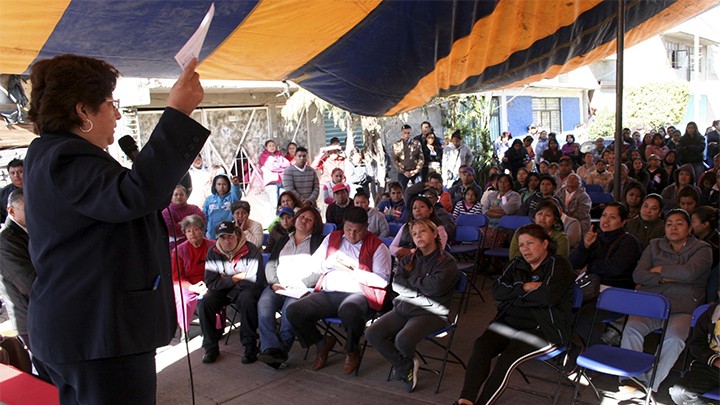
[
  {"x1": 215, "y1": 221, "x2": 237, "y2": 237},
  {"x1": 332, "y1": 183, "x2": 348, "y2": 193},
  {"x1": 278, "y1": 207, "x2": 295, "y2": 218}
]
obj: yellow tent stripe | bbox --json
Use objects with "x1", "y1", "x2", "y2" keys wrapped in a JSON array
[
  {"x1": 492, "y1": 0, "x2": 720, "y2": 92},
  {"x1": 0, "y1": 0, "x2": 71, "y2": 74},
  {"x1": 386, "y1": 0, "x2": 603, "y2": 115},
  {"x1": 199, "y1": 0, "x2": 382, "y2": 80}
]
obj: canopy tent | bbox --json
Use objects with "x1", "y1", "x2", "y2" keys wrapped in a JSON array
[{"x1": 0, "y1": 0, "x2": 716, "y2": 117}]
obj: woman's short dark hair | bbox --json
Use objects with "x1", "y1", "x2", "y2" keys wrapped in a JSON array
[
  {"x1": 28, "y1": 54, "x2": 120, "y2": 134},
  {"x1": 535, "y1": 199, "x2": 564, "y2": 231},
  {"x1": 692, "y1": 206, "x2": 719, "y2": 229},
  {"x1": 464, "y1": 186, "x2": 480, "y2": 199},
  {"x1": 407, "y1": 196, "x2": 437, "y2": 223},
  {"x1": 516, "y1": 224, "x2": 557, "y2": 256},
  {"x1": 622, "y1": 181, "x2": 646, "y2": 204},
  {"x1": 277, "y1": 191, "x2": 301, "y2": 209},
  {"x1": 665, "y1": 208, "x2": 691, "y2": 226},
  {"x1": 524, "y1": 172, "x2": 541, "y2": 188},
  {"x1": 294, "y1": 206, "x2": 324, "y2": 235},
  {"x1": 232, "y1": 200, "x2": 251, "y2": 214},
  {"x1": 497, "y1": 173, "x2": 515, "y2": 190},
  {"x1": 605, "y1": 201, "x2": 629, "y2": 221},
  {"x1": 265, "y1": 139, "x2": 276, "y2": 147}
]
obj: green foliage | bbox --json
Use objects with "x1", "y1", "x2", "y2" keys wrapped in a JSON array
[
  {"x1": 440, "y1": 94, "x2": 494, "y2": 180},
  {"x1": 588, "y1": 81, "x2": 690, "y2": 138},
  {"x1": 625, "y1": 81, "x2": 689, "y2": 129}
]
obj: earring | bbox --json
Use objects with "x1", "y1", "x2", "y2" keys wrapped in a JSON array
[{"x1": 80, "y1": 119, "x2": 94, "y2": 133}]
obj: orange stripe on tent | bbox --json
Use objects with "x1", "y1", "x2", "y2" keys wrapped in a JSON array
[
  {"x1": 0, "y1": 0, "x2": 71, "y2": 74},
  {"x1": 386, "y1": 0, "x2": 603, "y2": 115},
  {"x1": 493, "y1": 0, "x2": 720, "y2": 91},
  {"x1": 199, "y1": 0, "x2": 382, "y2": 80}
]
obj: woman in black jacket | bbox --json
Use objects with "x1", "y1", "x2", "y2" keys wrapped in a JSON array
[{"x1": 454, "y1": 224, "x2": 575, "y2": 405}]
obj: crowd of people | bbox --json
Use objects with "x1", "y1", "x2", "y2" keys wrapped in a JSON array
[{"x1": 0, "y1": 53, "x2": 718, "y2": 405}]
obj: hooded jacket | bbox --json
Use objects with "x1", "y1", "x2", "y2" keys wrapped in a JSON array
[
  {"x1": 202, "y1": 174, "x2": 243, "y2": 239},
  {"x1": 493, "y1": 255, "x2": 575, "y2": 345},
  {"x1": 633, "y1": 235, "x2": 712, "y2": 314},
  {"x1": 660, "y1": 164, "x2": 700, "y2": 211}
]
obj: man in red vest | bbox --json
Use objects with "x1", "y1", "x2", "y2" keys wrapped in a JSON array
[{"x1": 286, "y1": 206, "x2": 391, "y2": 375}]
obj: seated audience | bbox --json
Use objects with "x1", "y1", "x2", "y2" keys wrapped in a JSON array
[
  {"x1": 646, "y1": 154, "x2": 668, "y2": 195},
  {"x1": 668, "y1": 299, "x2": 720, "y2": 405},
  {"x1": 163, "y1": 185, "x2": 205, "y2": 250},
  {"x1": 325, "y1": 182, "x2": 354, "y2": 228},
  {"x1": 365, "y1": 219, "x2": 459, "y2": 392},
  {"x1": 257, "y1": 207, "x2": 325, "y2": 368},
  {"x1": 621, "y1": 180, "x2": 646, "y2": 220},
  {"x1": 699, "y1": 170, "x2": 718, "y2": 207},
  {"x1": 426, "y1": 172, "x2": 454, "y2": 212},
  {"x1": 452, "y1": 186, "x2": 483, "y2": 220},
  {"x1": 232, "y1": 201, "x2": 263, "y2": 248},
  {"x1": 661, "y1": 164, "x2": 699, "y2": 212},
  {"x1": 199, "y1": 221, "x2": 264, "y2": 364},
  {"x1": 390, "y1": 196, "x2": 448, "y2": 259},
  {"x1": 586, "y1": 159, "x2": 613, "y2": 192},
  {"x1": 510, "y1": 199, "x2": 570, "y2": 260},
  {"x1": 617, "y1": 209, "x2": 712, "y2": 398},
  {"x1": 449, "y1": 165, "x2": 481, "y2": 204},
  {"x1": 677, "y1": 185, "x2": 700, "y2": 215},
  {"x1": 629, "y1": 157, "x2": 649, "y2": 188},
  {"x1": 286, "y1": 207, "x2": 391, "y2": 375},
  {"x1": 265, "y1": 207, "x2": 295, "y2": 253},
  {"x1": 555, "y1": 173, "x2": 591, "y2": 235},
  {"x1": 576, "y1": 152, "x2": 595, "y2": 184},
  {"x1": 481, "y1": 174, "x2": 521, "y2": 220},
  {"x1": 519, "y1": 172, "x2": 540, "y2": 204},
  {"x1": 322, "y1": 168, "x2": 350, "y2": 205},
  {"x1": 691, "y1": 206, "x2": 719, "y2": 303},
  {"x1": 353, "y1": 190, "x2": 390, "y2": 238},
  {"x1": 454, "y1": 224, "x2": 574, "y2": 405},
  {"x1": 570, "y1": 203, "x2": 643, "y2": 346},
  {"x1": 625, "y1": 194, "x2": 665, "y2": 250},
  {"x1": 378, "y1": 182, "x2": 406, "y2": 223},
  {"x1": 171, "y1": 215, "x2": 214, "y2": 333},
  {"x1": 518, "y1": 175, "x2": 563, "y2": 218}
]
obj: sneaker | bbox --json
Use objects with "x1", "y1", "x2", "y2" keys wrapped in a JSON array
[
  {"x1": 403, "y1": 357, "x2": 419, "y2": 393},
  {"x1": 242, "y1": 346, "x2": 258, "y2": 364},
  {"x1": 202, "y1": 350, "x2": 219, "y2": 364},
  {"x1": 258, "y1": 348, "x2": 288, "y2": 369}
]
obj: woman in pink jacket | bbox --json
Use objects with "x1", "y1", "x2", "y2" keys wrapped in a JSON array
[{"x1": 259, "y1": 140, "x2": 290, "y2": 212}]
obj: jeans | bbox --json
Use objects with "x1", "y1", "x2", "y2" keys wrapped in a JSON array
[
  {"x1": 257, "y1": 286, "x2": 297, "y2": 353},
  {"x1": 620, "y1": 313, "x2": 692, "y2": 391},
  {"x1": 365, "y1": 309, "x2": 446, "y2": 369},
  {"x1": 397, "y1": 173, "x2": 420, "y2": 190}
]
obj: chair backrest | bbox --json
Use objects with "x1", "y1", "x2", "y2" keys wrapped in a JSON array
[
  {"x1": 691, "y1": 303, "x2": 712, "y2": 327},
  {"x1": 588, "y1": 191, "x2": 613, "y2": 205},
  {"x1": 596, "y1": 288, "x2": 670, "y2": 320},
  {"x1": 380, "y1": 237, "x2": 394, "y2": 247},
  {"x1": 388, "y1": 222, "x2": 402, "y2": 237},
  {"x1": 322, "y1": 223, "x2": 336, "y2": 236},
  {"x1": 584, "y1": 184, "x2": 604, "y2": 193},
  {"x1": 497, "y1": 215, "x2": 533, "y2": 231},
  {"x1": 454, "y1": 225, "x2": 481, "y2": 243},
  {"x1": 262, "y1": 232, "x2": 269, "y2": 247},
  {"x1": 456, "y1": 213, "x2": 489, "y2": 228},
  {"x1": 571, "y1": 283, "x2": 584, "y2": 310},
  {"x1": 261, "y1": 252, "x2": 271, "y2": 267}
]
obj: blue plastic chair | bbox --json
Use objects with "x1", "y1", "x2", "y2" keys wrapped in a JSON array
[
  {"x1": 262, "y1": 232, "x2": 269, "y2": 248},
  {"x1": 702, "y1": 388, "x2": 720, "y2": 401},
  {"x1": 447, "y1": 214, "x2": 489, "y2": 256},
  {"x1": 322, "y1": 223, "x2": 336, "y2": 236},
  {"x1": 483, "y1": 215, "x2": 533, "y2": 259},
  {"x1": 388, "y1": 222, "x2": 402, "y2": 237},
  {"x1": 679, "y1": 303, "x2": 711, "y2": 377},
  {"x1": 587, "y1": 191, "x2": 613, "y2": 205},
  {"x1": 571, "y1": 288, "x2": 671, "y2": 405},
  {"x1": 584, "y1": 184, "x2": 604, "y2": 193}
]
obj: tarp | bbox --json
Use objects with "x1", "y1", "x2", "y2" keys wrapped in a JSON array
[{"x1": 0, "y1": 0, "x2": 716, "y2": 117}]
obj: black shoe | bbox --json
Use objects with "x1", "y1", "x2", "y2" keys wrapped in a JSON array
[
  {"x1": 258, "y1": 348, "x2": 288, "y2": 369},
  {"x1": 403, "y1": 357, "x2": 419, "y2": 393},
  {"x1": 242, "y1": 346, "x2": 258, "y2": 364},
  {"x1": 202, "y1": 350, "x2": 219, "y2": 364}
]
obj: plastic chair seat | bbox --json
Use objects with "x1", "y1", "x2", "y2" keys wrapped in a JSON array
[
  {"x1": 702, "y1": 388, "x2": 720, "y2": 400},
  {"x1": 577, "y1": 345, "x2": 656, "y2": 378},
  {"x1": 447, "y1": 244, "x2": 479, "y2": 255},
  {"x1": 484, "y1": 247, "x2": 509, "y2": 257}
]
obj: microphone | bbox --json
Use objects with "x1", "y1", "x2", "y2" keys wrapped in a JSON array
[{"x1": 118, "y1": 135, "x2": 139, "y2": 161}]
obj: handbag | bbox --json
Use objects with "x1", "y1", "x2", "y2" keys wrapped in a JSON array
[{"x1": 575, "y1": 271, "x2": 601, "y2": 303}]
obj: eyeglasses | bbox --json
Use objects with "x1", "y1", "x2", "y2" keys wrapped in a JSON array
[{"x1": 106, "y1": 99, "x2": 120, "y2": 110}]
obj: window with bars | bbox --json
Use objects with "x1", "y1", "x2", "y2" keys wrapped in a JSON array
[{"x1": 532, "y1": 98, "x2": 561, "y2": 133}]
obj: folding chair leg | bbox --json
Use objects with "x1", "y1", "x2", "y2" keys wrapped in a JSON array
[
  {"x1": 224, "y1": 310, "x2": 237, "y2": 345},
  {"x1": 570, "y1": 367, "x2": 584, "y2": 403}
]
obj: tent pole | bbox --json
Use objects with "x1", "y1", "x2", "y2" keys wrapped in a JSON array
[{"x1": 613, "y1": 0, "x2": 625, "y2": 201}]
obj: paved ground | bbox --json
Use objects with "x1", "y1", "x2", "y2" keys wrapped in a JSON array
[{"x1": 154, "y1": 281, "x2": 686, "y2": 405}]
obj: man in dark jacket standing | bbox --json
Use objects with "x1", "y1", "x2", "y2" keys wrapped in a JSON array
[{"x1": 0, "y1": 190, "x2": 34, "y2": 349}]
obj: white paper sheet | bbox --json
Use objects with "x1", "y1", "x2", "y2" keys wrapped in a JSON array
[
  {"x1": 275, "y1": 288, "x2": 311, "y2": 300},
  {"x1": 175, "y1": 3, "x2": 215, "y2": 70}
]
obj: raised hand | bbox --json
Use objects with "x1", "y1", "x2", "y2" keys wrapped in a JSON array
[{"x1": 168, "y1": 58, "x2": 204, "y2": 116}]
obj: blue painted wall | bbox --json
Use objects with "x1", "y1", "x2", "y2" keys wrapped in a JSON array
[
  {"x1": 561, "y1": 97, "x2": 581, "y2": 132},
  {"x1": 506, "y1": 96, "x2": 533, "y2": 137}
]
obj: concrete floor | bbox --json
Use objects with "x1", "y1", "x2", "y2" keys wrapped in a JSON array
[{"x1": 154, "y1": 282, "x2": 686, "y2": 405}]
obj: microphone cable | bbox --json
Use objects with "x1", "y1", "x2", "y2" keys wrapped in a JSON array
[{"x1": 165, "y1": 205, "x2": 196, "y2": 405}]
